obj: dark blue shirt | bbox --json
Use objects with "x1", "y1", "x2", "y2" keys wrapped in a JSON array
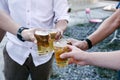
[{"x1": 116, "y1": 2, "x2": 120, "y2": 9}]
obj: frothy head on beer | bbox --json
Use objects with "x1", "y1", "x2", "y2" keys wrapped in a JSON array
[
  {"x1": 54, "y1": 42, "x2": 66, "y2": 48},
  {"x1": 49, "y1": 29, "x2": 58, "y2": 40},
  {"x1": 35, "y1": 30, "x2": 49, "y2": 36},
  {"x1": 35, "y1": 30, "x2": 49, "y2": 42},
  {"x1": 54, "y1": 39, "x2": 68, "y2": 46}
]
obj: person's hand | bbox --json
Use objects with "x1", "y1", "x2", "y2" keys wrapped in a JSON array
[
  {"x1": 60, "y1": 45, "x2": 89, "y2": 66},
  {"x1": 67, "y1": 38, "x2": 88, "y2": 50},
  {"x1": 55, "y1": 29, "x2": 63, "y2": 41},
  {"x1": 21, "y1": 28, "x2": 37, "y2": 43}
]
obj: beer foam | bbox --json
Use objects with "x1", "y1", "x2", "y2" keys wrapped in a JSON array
[
  {"x1": 54, "y1": 41, "x2": 67, "y2": 47},
  {"x1": 35, "y1": 31, "x2": 49, "y2": 36}
]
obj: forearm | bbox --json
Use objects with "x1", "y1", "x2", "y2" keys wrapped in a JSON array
[
  {"x1": 88, "y1": 9, "x2": 120, "y2": 46},
  {"x1": 86, "y1": 51, "x2": 120, "y2": 70},
  {"x1": 0, "y1": 10, "x2": 19, "y2": 35},
  {"x1": 55, "y1": 20, "x2": 68, "y2": 33}
]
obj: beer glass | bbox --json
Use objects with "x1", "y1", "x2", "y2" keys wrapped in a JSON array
[
  {"x1": 49, "y1": 29, "x2": 58, "y2": 40},
  {"x1": 49, "y1": 29, "x2": 58, "y2": 52},
  {"x1": 54, "y1": 39, "x2": 70, "y2": 68},
  {"x1": 34, "y1": 30, "x2": 51, "y2": 55}
]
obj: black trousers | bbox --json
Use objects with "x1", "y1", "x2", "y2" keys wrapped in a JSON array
[{"x1": 3, "y1": 47, "x2": 53, "y2": 80}]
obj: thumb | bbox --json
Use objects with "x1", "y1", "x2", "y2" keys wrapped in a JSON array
[
  {"x1": 60, "y1": 52, "x2": 73, "y2": 59},
  {"x1": 32, "y1": 37, "x2": 37, "y2": 44},
  {"x1": 29, "y1": 34, "x2": 37, "y2": 43},
  {"x1": 60, "y1": 45, "x2": 74, "y2": 59}
]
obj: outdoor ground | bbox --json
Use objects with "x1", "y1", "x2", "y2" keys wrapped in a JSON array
[{"x1": 50, "y1": 22, "x2": 119, "y2": 80}]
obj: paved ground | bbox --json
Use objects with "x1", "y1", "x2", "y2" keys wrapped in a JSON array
[
  {"x1": 68, "y1": 0, "x2": 118, "y2": 12},
  {"x1": 0, "y1": 1, "x2": 119, "y2": 80},
  {"x1": 68, "y1": 0, "x2": 118, "y2": 26}
]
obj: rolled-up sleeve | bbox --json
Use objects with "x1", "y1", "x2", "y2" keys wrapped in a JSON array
[
  {"x1": 53, "y1": 0, "x2": 69, "y2": 23},
  {"x1": 116, "y1": 2, "x2": 120, "y2": 9},
  {"x1": 0, "y1": 0, "x2": 9, "y2": 14}
]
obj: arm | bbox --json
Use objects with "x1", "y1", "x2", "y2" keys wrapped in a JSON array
[
  {"x1": 60, "y1": 45, "x2": 120, "y2": 70},
  {"x1": 86, "y1": 51, "x2": 120, "y2": 70},
  {"x1": 55, "y1": 20, "x2": 68, "y2": 34},
  {"x1": 69, "y1": 9, "x2": 120, "y2": 50},
  {"x1": 0, "y1": 10, "x2": 19, "y2": 35},
  {"x1": 54, "y1": 20, "x2": 68, "y2": 40},
  {"x1": 53, "y1": 0, "x2": 69, "y2": 39},
  {"x1": 0, "y1": 10, "x2": 37, "y2": 42},
  {"x1": 88, "y1": 9, "x2": 120, "y2": 46}
]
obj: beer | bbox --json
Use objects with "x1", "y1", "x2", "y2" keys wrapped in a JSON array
[
  {"x1": 54, "y1": 40, "x2": 70, "y2": 68},
  {"x1": 34, "y1": 30, "x2": 51, "y2": 55},
  {"x1": 49, "y1": 29, "x2": 58, "y2": 52},
  {"x1": 49, "y1": 29, "x2": 57, "y2": 40}
]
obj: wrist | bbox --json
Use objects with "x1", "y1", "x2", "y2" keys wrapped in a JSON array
[
  {"x1": 56, "y1": 28, "x2": 64, "y2": 35},
  {"x1": 17, "y1": 27, "x2": 29, "y2": 42},
  {"x1": 84, "y1": 38, "x2": 92, "y2": 49},
  {"x1": 82, "y1": 40, "x2": 89, "y2": 50},
  {"x1": 83, "y1": 52, "x2": 91, "y2": 65}
]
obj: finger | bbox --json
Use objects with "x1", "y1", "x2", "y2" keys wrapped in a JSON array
[
  {"x1": 68, "y1": 58, "x2": 74, "y2": 64},
  {"x1": 32, "y1": 37, "x2": 37, "y2": 44},
  {"x1": 68, "y1": 58, "x2": 86, "y2": 66},
  {"x1": 67, "y1": 38, "x2": 77, "y2": 44},
  {"x1": 29, "y1": 34, "x2": 37, "y2": 43},
  {"x1": 69, "y1": 58, "x2": 83, "y2": 66},
  {"x1": 55, "y1": 31, "x2": 62, "y2": 40},
  {"x1": 60, "y1": 52, "x2": 73, "y2": 59}
]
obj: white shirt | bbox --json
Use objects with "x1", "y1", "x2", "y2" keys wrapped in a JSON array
[{"x1": 0, "y1": 0, "x2": 69, "y2": 66}]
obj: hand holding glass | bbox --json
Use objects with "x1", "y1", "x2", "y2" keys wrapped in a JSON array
[
  {"x1": 54, "y1": 39, "x2": 70, "y2": 68},
  {"x1": 34, "y1": 29, "x2": 58, "y2": 55}
]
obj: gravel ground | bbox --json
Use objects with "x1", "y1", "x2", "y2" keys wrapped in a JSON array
[{"x1": 50, "y1": 22, "x2": 119, "y2": 80}]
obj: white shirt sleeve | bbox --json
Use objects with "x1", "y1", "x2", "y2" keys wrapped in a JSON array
[
  {"x1": 0, "y1": 0, "x2": 10, "y2": 14},
  {"x1": 53, "y1": 0, "x2": 69, "y2": 23}
]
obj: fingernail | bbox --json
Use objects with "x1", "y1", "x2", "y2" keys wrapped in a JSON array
[{"x1": 60, "y1": 55, "x2": 64, "y2": 59}]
